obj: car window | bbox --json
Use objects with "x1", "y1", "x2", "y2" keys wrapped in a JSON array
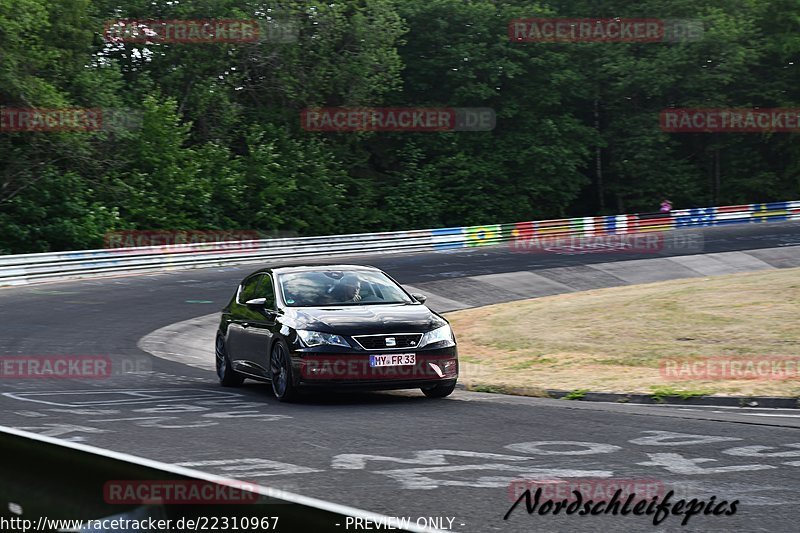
[
  {"x1": 279, "y1": 270, "x2": 412, "y2": 307},
  {"x1": 256, "y1": 274, "x2": 276, "y2": 309},
  {"x1": 237, "y1": 274, "x2": 262, "y2": 304}
]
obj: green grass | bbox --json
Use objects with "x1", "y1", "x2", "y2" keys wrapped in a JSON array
[
  {"x1": 562, "y1": 389, "x2": 589, "y2": 400},
  {"x1": 649, "y1": 386, "x2": 711, "y2": 403},
  {"x1": 468, "y1": 384, "x2": 506, "y2": 394}
]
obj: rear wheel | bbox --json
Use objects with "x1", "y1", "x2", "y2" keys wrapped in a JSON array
[
  {"x1": 421, "y1": 380, "x2": 457, "y2": 398},
  {"x1": 270, "y1": 340, "x2": 299, "y2": 402},
  {"x1": 216, "y1": 335, "x2": 245, "y2": 387}
]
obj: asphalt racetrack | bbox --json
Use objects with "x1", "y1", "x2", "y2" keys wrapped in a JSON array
[{"x1": 2, "y1": 221, "x2": 800, "y2": 532}]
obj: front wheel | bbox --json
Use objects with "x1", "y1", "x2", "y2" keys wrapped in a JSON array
[
  {"x1": 270, "y1": 340, "x2": 299, "y2": 402},
  {"x1": 216, "y1": 335, "x2": 245, "y2": 387},
  {"x1": 421, "y1": 380, "x2": 457, "y2": 398}
]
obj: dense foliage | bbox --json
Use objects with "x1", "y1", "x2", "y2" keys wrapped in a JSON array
[{"x1": 1, "y1": 0, "x2": 798, "y2": 253}]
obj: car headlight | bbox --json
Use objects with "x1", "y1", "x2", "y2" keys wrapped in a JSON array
[
  {"x1": 296, "y1": 330, "x2": 351, "y2": 348},
  {"x1": 419, "y1": 324, "x2": 455, "y2": 348}
]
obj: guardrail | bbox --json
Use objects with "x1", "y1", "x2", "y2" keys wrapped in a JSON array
[
  {"x1": 1, "y1": 200, "x2": 798, "y2": 286},
  {"x1": 0, "y1": 425, "x2": 435, "y2": 532}
]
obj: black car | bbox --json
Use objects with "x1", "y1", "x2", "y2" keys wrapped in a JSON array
[{"x1": 215, "y1": 264, "x2": 458, "y2": 401}]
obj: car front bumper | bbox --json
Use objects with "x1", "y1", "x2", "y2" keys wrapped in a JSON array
[{"x1": 291, "y1": 345, "x2": 458, "y2": 389}]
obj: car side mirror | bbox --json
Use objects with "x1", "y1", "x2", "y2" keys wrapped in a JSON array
[
  {"x1": 246, "y1": 298, "x2": 278, "y2": 319},
  {"x1": 412, "y1": 293, "x2": 427, "y2": 304},
  {"x1": 245, "y1": 297, "x2": 268, "y2": 307}
]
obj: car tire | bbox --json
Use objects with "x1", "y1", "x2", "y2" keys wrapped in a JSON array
[
  {"x1": 270, "y1": 339, "x2": 299, "y2": 402},
  {"x1": 216, "y1": 335, "x2": 245, "y2": 387},
  {"x1": 421, "y1": 380, "x2": 457, "y2": 398}
]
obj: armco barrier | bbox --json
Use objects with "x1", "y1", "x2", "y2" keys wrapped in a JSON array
[
  {"x1": 0, "y1": 426, "x2": 435, "y2": 532},
  {"x1": 1, "y1": 200, "x2": 798, "y2": 286}
]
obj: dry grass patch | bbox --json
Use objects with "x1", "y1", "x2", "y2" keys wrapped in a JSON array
[{"x1": 447, "y1": 267, "x2": 800, "y2": 397}]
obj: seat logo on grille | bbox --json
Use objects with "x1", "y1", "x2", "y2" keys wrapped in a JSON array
[{"x1": 385, "y1": 337, "x2": 396, "y2": 347}]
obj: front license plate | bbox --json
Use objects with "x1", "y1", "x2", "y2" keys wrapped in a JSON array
[{"x1": 369, "y1": 353, "x2": 416, "y2": 367}]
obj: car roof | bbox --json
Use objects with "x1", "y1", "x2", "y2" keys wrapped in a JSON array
[{"x1": 247, "y1": 264, "x2": 382, "y2": 276}]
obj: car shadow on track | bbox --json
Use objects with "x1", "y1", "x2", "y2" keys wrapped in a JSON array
[{"x1": 238, "y1": 382, "x2": 443, "y2": 406}]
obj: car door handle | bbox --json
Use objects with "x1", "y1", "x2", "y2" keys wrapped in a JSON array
[{"x1": 242, "y1": 322, "x2": 250, "y2": 328}]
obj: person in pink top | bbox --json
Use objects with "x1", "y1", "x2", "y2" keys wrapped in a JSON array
[{"x1": 660, "y1": 199, "x2": 673, "y2": 213}]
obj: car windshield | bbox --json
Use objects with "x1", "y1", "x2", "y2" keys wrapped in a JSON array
[{"x1": 278, "y1": 270, "x2": 413, "y2": 307}]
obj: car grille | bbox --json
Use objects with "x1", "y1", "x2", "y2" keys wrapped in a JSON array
[{"x1": 352, "y1": 333, "x2": 423, "y2": 351}]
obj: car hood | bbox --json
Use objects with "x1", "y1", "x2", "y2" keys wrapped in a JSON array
[{"x1": 286, "y1": 304, "x2": 445, "y2": 335}]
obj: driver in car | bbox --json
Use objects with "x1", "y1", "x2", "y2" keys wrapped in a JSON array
[{"x1": 329, "y1": 275, "x2": 362, "y2": 303}]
